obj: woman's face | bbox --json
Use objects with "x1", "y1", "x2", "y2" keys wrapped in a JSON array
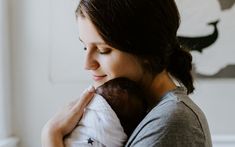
[{"x1": 78, "y1": 16, "x2": 145, "y2": 88}]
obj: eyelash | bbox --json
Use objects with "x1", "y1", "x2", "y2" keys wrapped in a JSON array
[
  {"x1": 83, "y1": 47, "x2": 111, "y2": 54},
  {"x1": 98, "y1": 49, "x2": 111, "y2": 54}
]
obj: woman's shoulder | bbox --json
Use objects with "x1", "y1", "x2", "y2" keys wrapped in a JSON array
[
  {"x1": 141, "y1": 87, "x2": 204, "y2": 130},
  {"x1": 143, "y1": 87, "x2": 201, "y2": 122},
  {"x1": 125, "y1": 87, "x2": 212, "y2": 147}
]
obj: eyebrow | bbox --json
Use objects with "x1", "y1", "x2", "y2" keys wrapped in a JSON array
[
  {"x1": 79, "y1": 37, "x2": 84, "y2": 43},
  {"x1": 79, "y1": 37, "x2": 108, "y2": 46}
]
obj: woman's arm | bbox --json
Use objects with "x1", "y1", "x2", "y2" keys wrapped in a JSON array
[
  {"x1": 41, "y1": 86, "x2": 95, "y2": 147},
  {"x1": 41, "y1": 129, "x2": 63, "y2": 147}
]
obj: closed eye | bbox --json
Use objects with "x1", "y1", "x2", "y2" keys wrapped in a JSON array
[{"x1": 98, "y1": 48, "x2": 111, "y2": 54}]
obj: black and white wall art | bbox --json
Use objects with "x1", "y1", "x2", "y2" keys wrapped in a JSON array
[{"x1": 176, "y1": 0, "x2": 235, "y2": 79}]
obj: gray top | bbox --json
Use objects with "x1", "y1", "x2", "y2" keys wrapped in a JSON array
[{"x1": 125, "y1": 87, "x2": 212, "y2": 147}]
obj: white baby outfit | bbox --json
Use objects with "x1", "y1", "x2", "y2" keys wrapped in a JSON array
[{"x1": 64, "y1": 94, "x2": 127, "y2": 147}]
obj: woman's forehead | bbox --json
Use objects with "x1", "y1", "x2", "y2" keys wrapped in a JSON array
[{"x1": 77, "y1": 16, "x2": 105, "y2": 45}]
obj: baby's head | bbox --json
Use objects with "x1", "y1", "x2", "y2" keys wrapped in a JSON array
[{"x1": 96, "y1": 77, "x2": 147, "y2": 136}]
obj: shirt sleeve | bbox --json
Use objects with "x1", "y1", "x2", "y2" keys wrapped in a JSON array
[{"x1": 126, "y1": 102, "x2": 206, "y2": 147}]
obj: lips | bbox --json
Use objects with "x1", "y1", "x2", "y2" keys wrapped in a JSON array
[{"x1": 92, "y1": 75, "x2": 107, "y2": 81}]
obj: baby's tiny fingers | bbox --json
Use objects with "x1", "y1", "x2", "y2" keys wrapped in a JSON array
[{"x1": 74, "y1": 86, "x2": 95, "y2": 114}]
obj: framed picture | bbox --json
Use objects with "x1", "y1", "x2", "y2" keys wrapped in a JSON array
[{"x1": 176, "y1": 0, "x2": 235, "y2": 78}]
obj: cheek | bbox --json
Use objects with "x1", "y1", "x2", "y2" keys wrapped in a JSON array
[
  {"x1": 110, "y1": 58, "x2": 143, "y2": 81},
  {"x1": 107, "y1": 61, "x2": 122, "y2": 77},
  {"x1": 99, "y1": 52, "x2": 144, "y2": 81},
  {"x1": 98, "y1": 56, "x2": 120, "y2": 78},
  {"x1": 125, "y1": 59, "x2": 144, "y2": 81},
  {"x1": 126, "y1": 65, "x2": 143, "y2": 82}
]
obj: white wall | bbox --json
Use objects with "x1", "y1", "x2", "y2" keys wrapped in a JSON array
[
  {"x1": 192, "y1": 80, "x2": 235, "y2": 146},
  {"x1": 0, "y1": 0, "x2": 11, "y2": 139},
  {"x1": 0, "y1": 0, "x2": 19, "y2": 146},
  {"x1": 10, "y1": 0, "x2": 90, "y2": 147},
  {"x1": 7, "y1": 0, "x2": 235, "y2": 147}
]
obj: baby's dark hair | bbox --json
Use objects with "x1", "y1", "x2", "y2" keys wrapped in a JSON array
[{"x1": 96, "y1": 77, "x2": 147, "y2": 136}]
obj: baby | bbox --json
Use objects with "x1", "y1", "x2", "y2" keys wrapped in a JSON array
[{"x1": 64, "y1": 77, "x2": 147, "y2": 147}]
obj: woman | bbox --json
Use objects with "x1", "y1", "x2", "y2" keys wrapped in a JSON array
[{"x1": 42, "y1": 0, "x2": 212, "y2": 146}]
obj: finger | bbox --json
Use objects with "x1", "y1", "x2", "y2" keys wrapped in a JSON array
[
  {"x1": 80, "y1": 85, "x2": 95, "y2": 96},
  {"x1": 73, "y1": 86, "x2": 95, "y2": 115},
  {"x1": 80, "y1": 85, "x2": 95, "y2": 105}
]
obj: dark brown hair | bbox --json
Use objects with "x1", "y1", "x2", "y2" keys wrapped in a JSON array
[
  {"x1": 76, "y1": 0, "x2": 194, "y2": 94},
  {"x1": 96, "y1": 77, "x2": 147, "y2": 136}
]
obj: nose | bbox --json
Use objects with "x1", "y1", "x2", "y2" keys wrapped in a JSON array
[{"x1": 84, "y1": 49, "x2": 99, "y2": 70}]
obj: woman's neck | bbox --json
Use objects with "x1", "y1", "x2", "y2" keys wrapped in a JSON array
[{"x1": 146, "y1": 70, "x2": 177, "y2": 109}]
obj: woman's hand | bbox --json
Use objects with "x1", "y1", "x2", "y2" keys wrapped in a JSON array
[{"x1": 41, "y1": 86, "x2": 95, "y2": 147}]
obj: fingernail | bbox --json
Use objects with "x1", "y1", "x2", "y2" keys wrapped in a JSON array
[{"x1": 87, "y1": 85, "x2": 95, "y2": 93}]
